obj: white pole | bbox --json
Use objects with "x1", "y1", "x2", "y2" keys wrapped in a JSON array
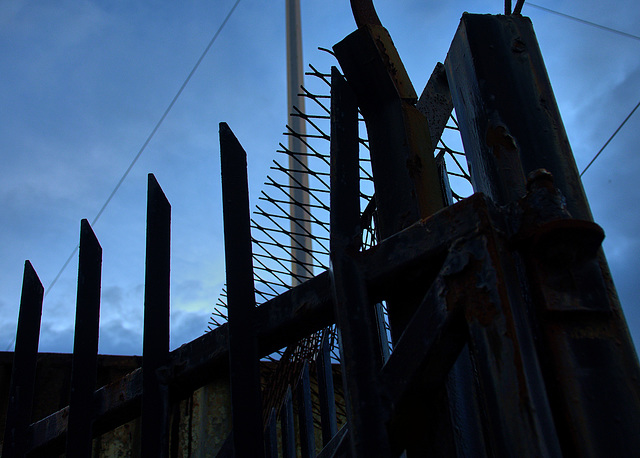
[{"x1": 286, "y1": 0, "x2": 311, "y2": 286}]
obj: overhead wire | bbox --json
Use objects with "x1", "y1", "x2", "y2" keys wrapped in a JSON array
[
  {"x1": 526, "y1": 3, "x2": 640, "y2": 42},
  {"x1": 43, "y1": 0, "x2": 242, "y2": 298},
  {"x1": 524, "y1": 3, "x2": 640, "y2": 176},
  {"x1": 7, "y1": 0, "x2": 242, "y2": 351},
  {"x1": 580, "y1": 100, "x2": 640, "y2": 176}
]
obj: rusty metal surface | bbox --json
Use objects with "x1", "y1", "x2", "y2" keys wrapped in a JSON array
[
  {"x1": 446, "y1": 14, "x2": 640, "y2": 455},
  {"x1": 334, "y1": 23, "x2": 445, "y2": 348},
  {"x1": 334, "y1": 25, "x2": 440, "y2": 239},
  {"x1": 349, "y1": 0, "x2": 381, "y2": 28},
  {"x1": 416, "y1": 62, "x2": 453, "y2": 152},
  {"x1": 517, "y1": 172, "x2": 640, "y2": 456},
  {"x1": 445, "y1": 14, "x2": 588, "y2": 219}
]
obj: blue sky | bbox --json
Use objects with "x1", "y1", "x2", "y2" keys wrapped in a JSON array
[{"x1": 1, "y1": 0, "x2": 638, "y2": 355}]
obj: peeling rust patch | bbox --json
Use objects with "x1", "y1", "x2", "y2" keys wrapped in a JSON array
[{"x1": 486, "y1": 122, "x2": 518, "y2": 156}]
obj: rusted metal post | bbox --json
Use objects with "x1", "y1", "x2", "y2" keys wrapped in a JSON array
[
  {"x1": 141, "y1": 174, "x2": 171, "y2": 457},
  {"x1": 445, "y1": 13, "x2": 640, "y2": 455},
  {"x1": 463, "y1": 233, "x2": 562, "y2": 457},
  {"x1": 334, "y1": 21, "x2": 444, "y2": 345},
  {"x1": 66, "y1": 219, "x2": 102, "y2": 458},
  {"x1": 2, "y1": 261, "x2": 44, "y2": 458},
  {"x1": 446, "y1": 14, "x2": 587, "y2": 218},
  {"x1": 219, "y1": 122, "x2": 265, "y2": 457},
  {"x1": 333, "y1": 26, "x2": 444, "y2": 240},
  {"x1": 329, "y1": 67, "x2": 390, "y2": 456}
]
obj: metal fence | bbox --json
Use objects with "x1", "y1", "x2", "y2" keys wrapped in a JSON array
[{"x1": 3, "y1": 12, "x2": 640, "y2": 458}]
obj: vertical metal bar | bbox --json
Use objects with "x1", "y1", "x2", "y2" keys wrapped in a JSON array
[
  {"x1": 329, "y1": 66, "x2": 361, "y2": 252},
  {"x1": 141, "y1": 174, "x2": 171, "y2": 457},
  {"x1": 333, "y1": 26, "x2": 444, "y2": 239},
  {"x1": 280, "y1": 386, "x2": 296, "y2": 458},
  {"x1": 331, "y1": 256, "x2": 390, "y2": 456},
  {"x1": 66, "y1": 219, "x2": 102, "y2": 458},
  {"x1": 315, "y1": 332, "x2": 337, "y2": 446},
  {"x1": 296, "y1": 361, "x2": 316, "y2": 458},
  {"x1": 219, "y1": 122, "x2": 265, "y2": 457},
  {"x1": 333, "y1": 25, "x2": 444, "y2": 345},
  {"x1": 445, "y1": 14, "x2": 588, "y2": 218},
  {"x1": 2, "y1": 261, "x2": 44, "y2": 457},
  {"x1": 330, "y1": 66, "x2": 390, "y2": 456},
  {"x1": 264, "y1": 408, "x2": 278, "y2": 458},
  {"x1": 285, "y1": 0, "x2": 312, "y2": 286},
  {"x1": 445, "y1": 14, "x2": 640, "y2": 455}
]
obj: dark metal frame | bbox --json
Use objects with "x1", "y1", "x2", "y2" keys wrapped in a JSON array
[{"x1": 3, "y1": 12, "x2": 639, "y2": 458}]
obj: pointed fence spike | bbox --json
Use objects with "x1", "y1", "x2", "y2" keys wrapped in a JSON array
[
  {"x1": 142, "y1": 173, "x2": 172, "y2": 457},
  {"x1": 2, "y1": 261, "x2": 44, "y2": 458},
  {"x1": 220, "y1": 122, "x2": 265, "y2": 457},
  {"x1": 66, "y1": 219, "x2": 102, "y2": 458}
]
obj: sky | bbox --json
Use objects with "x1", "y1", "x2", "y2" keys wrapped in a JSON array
[{"x1": 0, "y1": 0, "x2": 638, "y2": 356}]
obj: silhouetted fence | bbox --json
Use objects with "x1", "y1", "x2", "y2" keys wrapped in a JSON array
[{"x1": 3, "y1": 12, "x2": 640, "y2": 458}]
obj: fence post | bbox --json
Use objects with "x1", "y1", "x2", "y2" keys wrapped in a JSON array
[
  {"x1": 220, "y1": 122, "x2": 265, "y2": 457},
  {"x1": 2, "y1": 261, "x2": 44, "y2": 458},
  {"x1": 446, "y1": 13, "x2": 640, "y2": 455},
  {"x1": 141, "y1": 174, "x2": 171, "y2": 457},
  {"x1": 333, "y1": 24, "x2": 445, "y2": 345},
  {"x1": 329, "y1": 66, "x2": 390, "y2": 456},
  {"x1": 66, "y1": 219, "x2": 102, "y2": 458}
]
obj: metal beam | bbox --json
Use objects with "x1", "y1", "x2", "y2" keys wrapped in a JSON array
[
  {"x1": 446, "y1": 14, "x2": 640, "y2": 455},
  {"x1": 25, "y1": 193, "x2": 501, "y2": 454},
  {"x1": 220, "y1": 122, "x2": 265, "y2": 457},
  {"x1": 334, "y1": 24, "x2": 445, "y2": 346}
]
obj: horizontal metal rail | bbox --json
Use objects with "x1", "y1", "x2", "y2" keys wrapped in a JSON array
[{"x1": 25, "y1": 193, "x2": 498, "y2": 455}]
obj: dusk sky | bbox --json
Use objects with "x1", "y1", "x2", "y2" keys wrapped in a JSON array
[{"x1": 1, "y1": 0, "x2": 638, "y2": 355}]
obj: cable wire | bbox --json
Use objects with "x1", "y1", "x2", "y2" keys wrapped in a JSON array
[
  {"x1": 44, "y1": 0, "x2": 242, "y2": 298},
  {"x1": 580, "y1": 99, "x2": 640, "y2": 177},
  {"x1": 526, "y1": 3, "x2": 640, "y2": 42}
]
